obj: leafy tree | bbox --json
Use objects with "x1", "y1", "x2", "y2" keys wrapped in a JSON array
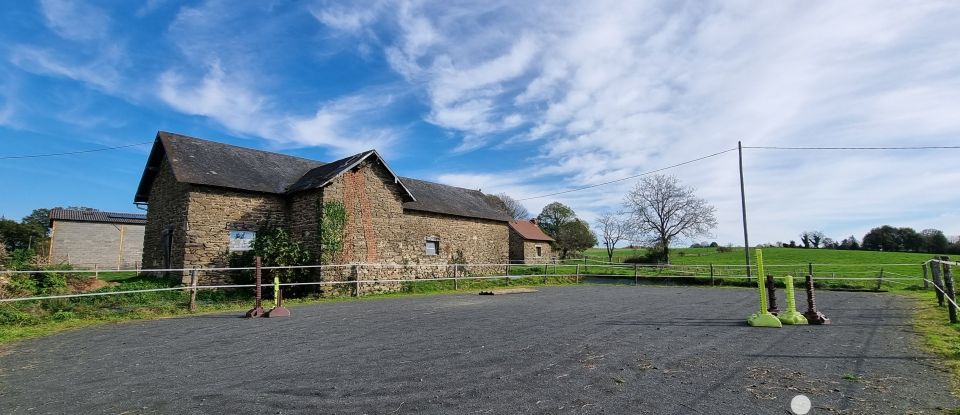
[
  {"x1": 596, "y1": 211, "x2": 629, "y2": 262},
  {"x1": 838, "y1": 235, "x2": 860, "y2": 250},
  {"x1": 555, "y1": 219, "x2": 597, "y2": 259},
  {"x1": 862, "y1": 225, "x2": 898, "y2": 251},
  {"x1": 810, "y1": 231, "x2": 825, "y2": 248},
  {"x1": 623, "y1": 174, "x2": 717, "y2": 263},
  {"x1": 492, "y1": 193, "x2": 530, "y2": 220},
  {"x1": 536, "y1": 202, "x2": 576, "y2": 239},
  {"x1": 921, "y1": 229, "x2": 949, "y2": 253},
  {"x1": 0, "y1": 218, "x2": 45, "y2": 252}
]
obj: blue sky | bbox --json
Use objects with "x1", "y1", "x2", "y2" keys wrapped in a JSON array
[{"x1": 2, "y1": 0, "x2": 960, "y2": 246}]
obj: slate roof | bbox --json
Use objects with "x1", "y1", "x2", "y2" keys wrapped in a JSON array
[
  {"x1": 401, "y1": 177, "x2": 513, "y2": 222},
  {"x1": 135, "y1": 131, "x2": 512, "y2": 222},
  {"x1": 286, "y1": 150, "x2": 416, "y2": 199},
  {"x1": 134, "y1": 131, "x2": 323, "y2": 202},
  {"x1": 49, "y1": 208, "x2": 147, "y2": 226},
  {"x1": 509, "y1": 220, "x2": 555, "y2": 241}
]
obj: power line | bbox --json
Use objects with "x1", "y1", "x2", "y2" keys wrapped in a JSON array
[
  {"x1": 743, "y1": 145, "x2": 960, "y2": 150},
  {"x1": 0, "y1": 141, "x2": 153, "y2": 160},
  {"x1": 517, "y1": 147, "x2": 738, "y2": 201}
]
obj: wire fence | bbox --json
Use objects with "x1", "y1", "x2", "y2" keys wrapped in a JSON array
[{"x1": 2, "y1": 258, "x2": 955, "y2": 329}]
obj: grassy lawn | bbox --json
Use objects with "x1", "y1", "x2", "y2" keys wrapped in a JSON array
[
  {"x1": 907, "y1": 291, "x2": 960, "y2": 394},
  {"x1": 584, "y1": 247, "x2": 943, "y2": 280}
]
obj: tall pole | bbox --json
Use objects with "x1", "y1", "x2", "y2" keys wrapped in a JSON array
[{"x1": 738, "y1": 141, "x2": 752, "y2": 281}]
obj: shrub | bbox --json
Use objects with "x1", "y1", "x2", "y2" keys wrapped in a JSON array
[
  {"x1": 8, "y1": 249, "x2": 35, "y2": 271},
  {"x1": 716, "y1": 245, "x2": 734, "y2": 253},
  {"x1": 0, "y1": 240, "x2": 7, "y2": 267}
]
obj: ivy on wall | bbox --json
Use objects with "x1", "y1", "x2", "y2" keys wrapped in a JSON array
[{"x1": 315, "y1": 199, "x2": 347, "y2": 264}]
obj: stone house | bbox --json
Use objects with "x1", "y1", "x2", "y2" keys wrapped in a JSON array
[
  {"x1": 48, "y1": 208, "x2": 146, "y2": 269},
  {"x1": 134, "y1": 131, "x2": 512, "y2": 284},
  {"x1": 508, "y1": 219, "x2": 555, "y2": 263}
]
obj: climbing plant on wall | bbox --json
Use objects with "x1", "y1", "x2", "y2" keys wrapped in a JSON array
[{"x1": 315, "y1": 200, "x2": 347, "y2": 264}]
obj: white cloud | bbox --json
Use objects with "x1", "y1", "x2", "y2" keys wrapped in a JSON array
[
  {"x1": 158, "y1": 61, "x2": 397, "y2": 156},
  {"x1": 10, "y1": 45, "x2": 125, "y2": 93},
  {"x1": 329, "y1": 0, "x2": 960, "y2": 244},
  {"x1": 39, "y1": 0, "x2": 110, "y2": 41}
]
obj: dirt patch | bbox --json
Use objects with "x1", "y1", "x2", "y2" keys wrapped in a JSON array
[{"x1": 67, "y1": 277, "x2": 116, "y2": 293}]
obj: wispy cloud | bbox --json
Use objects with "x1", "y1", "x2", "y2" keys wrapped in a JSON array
[
  {"x1": 38, "y1": 0, "x2": 110, "y2": 41},
  {"x1": 322, "y1": 0, "x2": 960, "y2": 243},
  {"x1": 158, "y1": 60, "x2": 398, "y2": 155},
  {"x1": 153, "y1": 0, "x2": 401, "y2": 156}
]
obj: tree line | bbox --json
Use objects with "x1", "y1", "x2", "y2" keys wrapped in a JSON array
[{"x1": 778, "y1": 226, "x2": 960, "y2": 254}]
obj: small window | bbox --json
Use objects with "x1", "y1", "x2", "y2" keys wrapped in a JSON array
[
  {"x1": 535, "y1": 245, "x2": 542, "y2": 257},
  {"x1": 425, "y1": 240, "x2": 439, "y2": 256}
]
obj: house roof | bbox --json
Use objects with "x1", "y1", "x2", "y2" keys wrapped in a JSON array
[
  {"x1": 134, "y1": 131, "x2": 512, "y2": 222},
  {"x1": 49, "y1": 208, "x2": 147, "y2": 226},
  {"x1": 508, "y1": 220, "x2": 554, "y2": 241},
  {"x1": 134, "y1": 131, "x2": 323, "y2": 203},
  {"x1": 401, "y1": 178, "x2": 513, "y2": 222}
]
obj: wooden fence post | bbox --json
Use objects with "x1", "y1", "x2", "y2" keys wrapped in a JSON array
[
  {"x1": 189, "y1": 267, "x2": 198, "y2": 312},
  {"x1": 454, "y1": 264, "x2": 459, "y2": 290},
  {"x1": 941, "y1": 257, "x2": 957, "y2": 324},
  {"x1": 94, "y1": 263, "x2": 99, "y2": 279},
  {"x1": 875, "y1": 267, "x2": 884, "y2": 291},
  {"x1": 634, "y1": 263, "x2": 638, "y2": 286},
  {"x1": 576, "y1": 264, "x2": 580, "y2": 284},
  {"x1": 922, "y1": 264, "x2": 929, "y2": 290},
  {"x1": 930, "y1": 259, "x2": 945, "y2": 307},
  {"x1": 709, "y1": 263, "x2": 715, "y2": 286}
]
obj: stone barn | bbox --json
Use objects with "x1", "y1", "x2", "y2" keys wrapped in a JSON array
[
  {"x1": 48, "y1": 208, "x2": 146, "y2": 269},
  {"x1": 508, "y1": 219, "x2": 555, "y2": 264},
  {"x1": 134, "y1": 131, "x2": 512, "y2": 284}
]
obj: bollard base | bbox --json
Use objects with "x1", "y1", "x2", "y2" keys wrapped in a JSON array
[
  {"x1": 266, "y1": 306, "x2": 290, "y2": 317},
  {"x1": 803, "y1": 310, "x2": 830, "y2": 325},
  {"x1": 245, "y1": 306, "x2": 265, "y2": 318},
  {"x1": 747, "y1": 312, "x2": 782, "y2": 328},
  {"x1": 778, "y1": 310, "x2": 808, "y2": 325}
]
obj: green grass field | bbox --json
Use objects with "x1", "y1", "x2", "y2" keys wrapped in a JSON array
[{"x1": 583, "y1": 246, "x2": 942, "y2": 278}]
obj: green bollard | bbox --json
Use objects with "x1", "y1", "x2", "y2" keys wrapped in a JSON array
[
  {"x1": 266, "y1": 275, "x2": 291, "y2": 318},
  {"x1": 777, "y1": 275, "x2": 808, "y2": 325},
  {"x1": 747, "y1": 249, "x2": 782, "y2": 328}
]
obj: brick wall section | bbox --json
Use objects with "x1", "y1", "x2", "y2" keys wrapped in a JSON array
[
  {"x1": 49, "y1": 221, "x2": 145, "y2": 269},
  {"x1": 142, "y1": 159, "x2": 189, "y2": 271}
]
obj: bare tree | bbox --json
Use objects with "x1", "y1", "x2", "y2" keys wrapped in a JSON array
[
  {"x1": 623, "y1": 174, "x2": 717, "y2": 263},
  {"x1": 799, "y1": 232, "x2": 812, "y2": 248},
  {"x1": 596, "y1": 211, "x2": 629, "y2": 262},
  {"x1": 493, "y1": 193, "x2": 530, "y2": 220}
]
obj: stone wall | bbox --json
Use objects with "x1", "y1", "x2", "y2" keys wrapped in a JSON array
[
  {"x1": 143, "y1": 156, "x2": 510, "y2": 289},
  {"x1": 49, "y1": 221, "x2": 144, "y2": 269},
  {"x1": 183, "y1": 186, "x2": 286, "y2": 283},
  {"x1": 508, "y1": 228, "x2": 553, "y2": 264},
  {"x1": 142, "y1": 159, "x2": 189, "y2": 271}
]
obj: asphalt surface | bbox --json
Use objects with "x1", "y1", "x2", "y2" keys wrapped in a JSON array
[{"x1": 0, "y1": 285, "x2": 956, "y2": 414}]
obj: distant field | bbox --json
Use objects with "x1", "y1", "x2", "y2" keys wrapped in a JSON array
[{"x1": 577, "y1": 247, "x2": 946, "y2": 283}]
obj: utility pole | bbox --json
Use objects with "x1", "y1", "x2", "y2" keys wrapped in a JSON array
[{"x1": 738, "y1": 141, "x2": 752, "y2": 281}]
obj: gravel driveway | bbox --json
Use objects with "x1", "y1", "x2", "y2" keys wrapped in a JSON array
[{"x1": 0, "y1": 285, "x2": 956, "y2": 414}]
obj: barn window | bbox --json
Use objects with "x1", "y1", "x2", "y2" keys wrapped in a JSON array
[
  {"x1": 535, "y1": 245, "x2": 542, "y2": 257},
  {"x1": 424, "y1": 239, "x2": 439, "y2": 256}
]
